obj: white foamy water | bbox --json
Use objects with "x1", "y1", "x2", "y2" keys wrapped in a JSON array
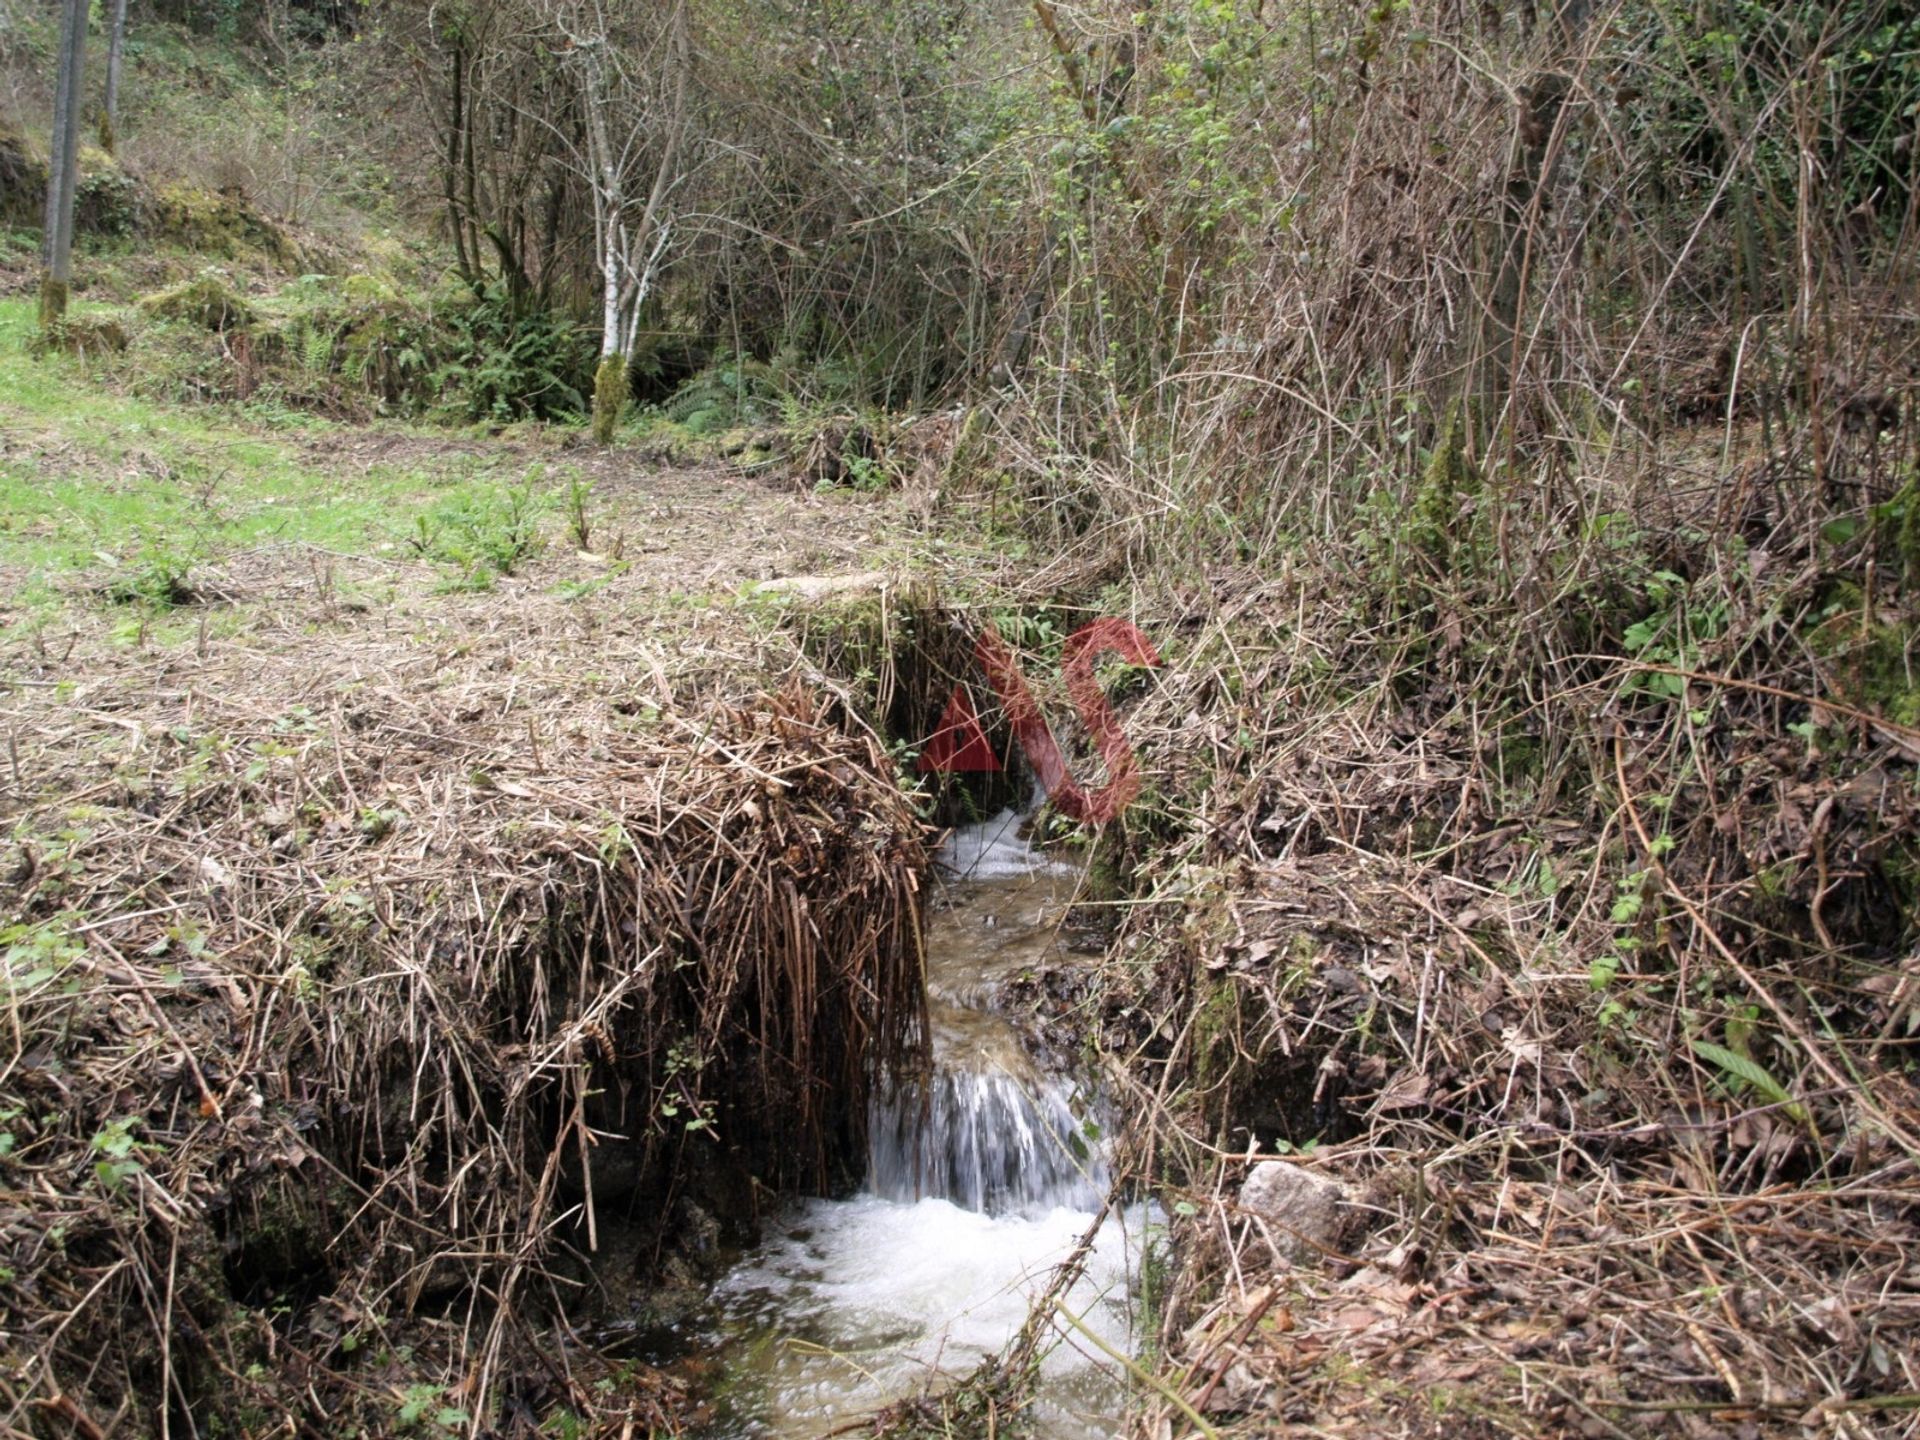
[
  {"x1": 703, "y1": 1197, "x2": 1150, "y2": 1439},
  {"x1": 935, "y1": 806, "x2": 1075, "y2": 881},
  {"x1": 688, "y1": 805, "x2": 1144, "y2": 1439},
  {"x1": 869, "y1": 1067, "x2": 1108, "y2": 1214}
]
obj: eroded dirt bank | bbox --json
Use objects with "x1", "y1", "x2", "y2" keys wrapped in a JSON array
[{"x1": 0, "y1": 446, "x2": 941, "y2": 1437}]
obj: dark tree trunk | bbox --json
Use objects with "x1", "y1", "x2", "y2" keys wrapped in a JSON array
[
  {"x1": 1477, "y1": 0, "x2": 1592, "y2": 427},
  {"x1": 40, "y1": 0, "x2": 88, "y2": 331}
]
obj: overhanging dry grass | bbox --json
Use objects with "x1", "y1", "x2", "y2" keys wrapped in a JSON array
[{"x1": 0, "y1": 552, "x2": 929, "y2": 1438}]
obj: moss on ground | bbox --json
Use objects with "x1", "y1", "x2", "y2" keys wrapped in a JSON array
[
  {"x1": 139, "y1": 273, "x2": 255, "y2": 331},
  {"x1": 150, "y1": 181, "x2": 300, "y2": 268}
]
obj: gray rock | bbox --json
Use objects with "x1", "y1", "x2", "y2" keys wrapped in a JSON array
[{"x1": 1237, "y1": 1159, "x2": 1350, "y2": 1263}]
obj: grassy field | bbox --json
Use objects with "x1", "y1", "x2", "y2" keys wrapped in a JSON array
[{"x1": 0, "y1": 297, "x2": 507, "y2": 614}]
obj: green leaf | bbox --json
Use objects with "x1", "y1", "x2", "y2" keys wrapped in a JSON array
[{"x1": 1690, "y1": 1039, "x2": 1807, "y2": 1123}]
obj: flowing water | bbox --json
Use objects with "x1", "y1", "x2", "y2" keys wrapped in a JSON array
[{"x1": 692, "y1": 809, "x2": 1150, "y2": 1439}]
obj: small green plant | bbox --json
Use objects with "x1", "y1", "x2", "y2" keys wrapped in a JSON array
[
  {"x1": 395, "y1": 1384, "x2": 468, "y2": 1435},
  {"x1": 409, "y1": 475, "x2": 546, "y2": 584},
  {"x1": 297, "y1": 320, "x2": 337, "y2": 376},
  {"x1": 1621, "y1": 571, "x2": 1727, "y2": 701},
  {"x1": 563, "y1": 471, "x2": 593, "y2": 550},
  {"x1": 552, "y1": 574, "x2": 615, "y2": 602},
  {"x1": 90, "y1": 1117, "x2": 146, "y2": 1192},
  {"x1": 990, "y1": 609, "x2": 1065, "y2": 658},
  {"x1": 846, "y1": 453, "x2": 886, "y2": 492},
  {"x1": 659, "y1": 1039, "x2": 714, "y2": 1132},
  {"x1": 98, "y1": 536, "x2": 198, "y2": 608},
  {"x1": 3, "y1": 916, "x2": 86, "y2": 995},
  {"x1": 1690, "y1": 1038, "x2": 1807, "y2": 1125},
  {"x1": 357, "y1": 806, "x2": 404, "y2": 839}
]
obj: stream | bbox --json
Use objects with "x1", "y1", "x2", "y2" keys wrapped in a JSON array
[{"x1": 690, "y1": 809, "x2": 1151, "y2": 1438}]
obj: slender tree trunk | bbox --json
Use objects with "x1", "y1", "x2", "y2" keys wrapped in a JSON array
[
  {"x1": 443, "y1": 41, "x2": 478, "y2": 286},
  {"x1": 40, "y1": 0, "x2": 88, "y2": 332},
  {"x1": 584, "y1": 2, "x2": 690, "y2": 444},
  {"x1": 101, "y1": 0, "x2": 129, "y2": 154},
  {"x1": 1480, "y1": 1, "x2": 1595, "y2": 423},
  {"x1": 581, "y1": 41, "x2": 627, "y2": 444}
]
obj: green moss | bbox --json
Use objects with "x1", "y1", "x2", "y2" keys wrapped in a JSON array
[
  {"x1": 592, "y1": 352, "x2": 628, "y2": 444},
  {"x1": 37, "y1": 273, "x2": 69, "y2": 330},
  {"x1": 341, "y1": 271, "x2": 399, "y2": 305},
  {"x1": 1860, "y1": 625, "x2": 1920, "y2": 727},
  {"x1": 1082, "y1": 829, "x2": 1128, "y2": 903},
  {"x1": 1498, "y1": 730, "x2": 1543, "y2": 788},
  {"x1": 1895, "y1": 476, "x2": 1920, "y2": 586},
  {"x1": 0, "y1": 126, "x2": 48, "y2": 229},
  {"x1": 139, "y1": 274, "x2": 254, "y2": 332},
  {"x1": 151, "y1": 182, "x2": 298, "y2": 267},
  {"x1": 1807, "y1": 584, "x2": 1918, "y2": 727},
  {"x1": 1190, "y1": 974, "x2": 1243, "y2": 1101}
]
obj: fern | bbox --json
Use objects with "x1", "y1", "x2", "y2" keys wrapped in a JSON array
[
  {"x1": 440, "y1": 285, "x2": 592, "y2": 422},
  {"x1": 300, "y1": 321, "x2": 336, "y2": 375},
  {"x1": 660, "y1": 355, "x2": 776, "y2": 427}
]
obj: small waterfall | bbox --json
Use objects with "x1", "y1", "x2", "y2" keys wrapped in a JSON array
[
  {"x1": 692, "y1": 805, "x2": 1145, "y2": 1440},
  {"x1": 869, "y1": 1067, "x2": 1107, "y2": 1214},
  {"x1": 867, "y1": 804, "x2": 1109, "y2": 1216}
]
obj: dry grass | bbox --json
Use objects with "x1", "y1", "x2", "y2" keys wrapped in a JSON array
[
  {"x1": 0, "y1": 471, "x2": 931, "y2": 1436},
  {"x1": 898, "y1": 9, "x2": 1920, "y2": 1428},
  {"x1": 1072, "y1": 550, "x2": 1920, "y2": 1438}
]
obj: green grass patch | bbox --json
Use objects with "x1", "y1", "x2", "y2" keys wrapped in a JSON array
[{"x1": 0, "y1": 299, "x2": 512, "y2": 615}]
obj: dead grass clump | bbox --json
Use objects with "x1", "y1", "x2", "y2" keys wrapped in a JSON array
[
  {"x1": 0, "y1": 619, "x2": 928, "y2": 1436},
  {"x1": 1088, "y1": 551, "x2": 1920, "y2": 1437},
  {"x1": 25, "y1": 314, "x2": 131, "y2": 358}
]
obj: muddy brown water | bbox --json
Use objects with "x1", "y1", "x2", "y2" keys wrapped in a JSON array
[{"x1": 685, "y1": 810, "x2": 1153, "y2": 1439}]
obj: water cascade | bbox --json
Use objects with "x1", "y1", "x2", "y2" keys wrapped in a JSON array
[{"x1": 693, "y1": 808, "x2": 1148, "y2": 1438}]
